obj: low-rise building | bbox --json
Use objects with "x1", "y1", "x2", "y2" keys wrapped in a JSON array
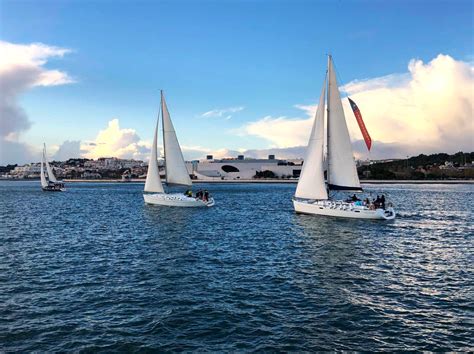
[
  {"x1": 82, "y1": 171, "x2": 102, "y2": 179},
  {"x1": 84, "y1": 158, "x2": 143, "y2": 170},
  {"x1": 439, "y1": 161, "x2": 456, "y2": 170},
  {"x1": 10, "y1": 163, "x2": 41, "y2": 178},
  {"x1": 189, "y1": 154, "x2": 303, "y2": 180}
]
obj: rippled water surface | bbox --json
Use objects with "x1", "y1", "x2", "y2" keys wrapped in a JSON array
[{"x1": 1, "y1": 181, "x2": 473, "y2": 351}]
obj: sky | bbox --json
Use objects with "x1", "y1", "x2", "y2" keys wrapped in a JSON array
[{"x1": 0, "y1": 0, "x2": 473, "y2": 164}]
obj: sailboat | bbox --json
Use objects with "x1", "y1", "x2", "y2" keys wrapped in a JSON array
[
  {"x1": 40, "y1": 143, "x2": 65, "y2": 192},
  {"x1": 293, "y1": 56, "x2": 395, "y2": 220},
  {"x1": 143, "y1": 91, "x2": 215, "y2": 207}
]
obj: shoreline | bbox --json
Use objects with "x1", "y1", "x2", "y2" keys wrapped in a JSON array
[{"x1": 2, "y1": 178, "x2": 473, "y2": 184}]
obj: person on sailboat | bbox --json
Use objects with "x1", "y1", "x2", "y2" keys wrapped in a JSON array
[
  {"x1": 203, "y1": 190, "x2": 209, "y2": 202},
  {"x1": 346, "y1": 194, "x2": 359, "y2": 203},
  {"x1": 381, "y1": 195, "x2": 386, "y2": 209},
  {"x1": 369, "y1": 199, "x2": 376, "y2": 210},
  {"x1": 374, "y1": 195, "x2": 381, "y2": 208}
]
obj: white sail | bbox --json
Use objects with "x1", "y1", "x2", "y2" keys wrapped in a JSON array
[
  {"x1": 327, "y1": 56, "x2": 361, "y2": 190},
  {"x1": 40, "y1": 149, "x2": 48, "y2": 188},
  {"x1": 43, "y1": 144, "x2": 58, "y2": 183},
  {"x1": 161, "y1": 91, "x2": 192, "y2": 186},
  {"x1": 144, "y1": 110, "x2": 165, "y2": 193},
  {"x1": 295, "y1": 74, "x2": 328, "y2": 200}
]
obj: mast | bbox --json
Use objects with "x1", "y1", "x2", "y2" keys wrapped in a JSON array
[
  {"x1": 326, "y1": 56, "x2": 362, "y2": 191},
  {"x1": 160, "y1": 90, "x2": 167, "y2": 183},
  {"x1": 326, "y1": 55, "x2": 331, "y2": 188}
]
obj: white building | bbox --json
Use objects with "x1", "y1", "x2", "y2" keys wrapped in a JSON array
[
  {"x1": 439, "y1": 161, "x2": 456, "y2": 170},
  {"x1": 82, "y1": 171, "x2": 102, "y2": 179},
  {"x1": 10, "y1": 163, "x2": 41, "y2": 178},
  {"x1": 84, "y1": 158, "x2": 143, "y2": 170},
  {"x1": 187, "y1": 155, "x2": 303, "y2": 180}
]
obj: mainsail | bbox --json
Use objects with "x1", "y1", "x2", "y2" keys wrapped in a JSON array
[
  {"x1": 326, "y1": 56, "x2": 361, "y2": 191},
  {"x1": 161, "y1": 91, "x2": 192, "y2": 186},
  {"x1": 44, "y1": 144, "x2": 58, "y2": 183},
  {"x1": 295, "y1": 74, "x2": 328, "y2": 200},
  {"x1": 144, "y1": 106, "x2": 165, "y2": 193},
  {"x1": 40, "y1": 149, "x2": 48, "y2": 188}
]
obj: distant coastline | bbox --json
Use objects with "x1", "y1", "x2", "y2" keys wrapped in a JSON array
[
  {"x1": 2, "y1": 152, "x2": 473, "y2": 182},
  {"x1": 66, "y1": 179, "x2": 474, "y2": 184},
  {"x1": 2, "y1": 178, "x2": 473, "y2": 184}
]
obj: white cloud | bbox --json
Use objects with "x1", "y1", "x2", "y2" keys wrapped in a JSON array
[
  {"x1": 200, "y1": 106, "x2": 244, "y2": 120},
  {"x1": 0, "y1": 40, "x2": 75, "y2": 164},
  {"x1": 52, "y1": 140, "x2": 85, "y2": 161},
  {"x1": 81, "y1": 119, "x2": 151, "y2": 160},
  {"x1": 241, "y1": 115, "x2": 312, "y2": 148},
  {"x1": 0, "y1": 41, "x2": 71, "y2": 69},
  {"x1": 239, "y1": 54, "x2": 474, "y2": 159},
  {"x1": 342, "y1": 54, "x2": 473, "y2": 154},
  {"x1": 180, "y1": 146, "x2": 243, "y2": 160},
  {"x1": 0, "y1": 41, "x2": 74, "y2": 88},
  {"x1": 243, "y1": 146, "x2": 307, "y2": 159},
  {"x1": 79, "y1": 119, "x2": 245, "y2": 162}
]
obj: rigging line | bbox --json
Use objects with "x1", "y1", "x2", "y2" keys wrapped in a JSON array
[
  {"x1": 308, "y1": 60, "x2": 329, "y2": 117},
  {"x1": 326, "y1": 55, "x2": 331, "y2": 187},
  {"x1": 333, "y1": 57, "x2": 374, "y2": 154},
  {"x1": 331, "y1": 57, "x2": 351, "y2": 99}
]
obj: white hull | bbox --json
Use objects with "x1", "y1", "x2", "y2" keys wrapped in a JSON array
[
  {"x1": 144, "y1": 193, "x2": 215, "y2": 207},
  {"x1": 293, "y1": 199, "x2": 395, "y2": 220}
]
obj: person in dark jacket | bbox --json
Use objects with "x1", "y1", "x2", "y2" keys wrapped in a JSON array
[
  {"x1": 374, "y1": 195, "x2": 381, "y2": 208},
  {"x1": 380, "y1": 194, "x2": 386, "y2": 209}
]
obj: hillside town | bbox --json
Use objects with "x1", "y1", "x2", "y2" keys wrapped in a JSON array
[
  {"x1": 1, "y1": 152, "x2": 473, "y2": 181},
  {"x1": 0, "y1": 157, "x2": 146, "y2": 180}
]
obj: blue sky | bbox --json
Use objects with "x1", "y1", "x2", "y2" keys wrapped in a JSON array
[{"x1": 0, "y1": 0, "x2": 473, "y2": 163}]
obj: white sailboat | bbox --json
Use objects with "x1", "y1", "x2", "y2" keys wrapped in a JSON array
[
  {"x1": 293, "y1": 56, "x2": 395, "y2": 220},
  {"x1": 40, "y1": 144, "x2": 65, "y2": 192},
  {"x1": 143, "y1": 91, "x2": 215, "y2": 207}
]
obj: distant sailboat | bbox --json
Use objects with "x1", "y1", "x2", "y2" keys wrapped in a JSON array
[
  {"x1": 293, "y1": 55, "x2": 395, "y2": 220},
  {"x1": 41, "y1": 144, "x2": 65, "y2": 192},
  {"x1": 143, "y1": 91, "x2": 215, "y2": 207}
]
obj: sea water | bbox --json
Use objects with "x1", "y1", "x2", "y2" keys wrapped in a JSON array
[{"x1": 0, "y1": 181, "x2": 472, "y2": 351}]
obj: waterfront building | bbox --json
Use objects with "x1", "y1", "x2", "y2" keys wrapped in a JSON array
[
  {"x1": 84, "y1": 158, "x2": 143, "y2": 170},
  {"x1": 188, "y1": 155, "x2": 303, "y2": 180},
  {"x1": 10, "y1": 163, "x2": 41, "y2": 178}
]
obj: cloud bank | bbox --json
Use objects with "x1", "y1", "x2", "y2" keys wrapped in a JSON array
[
  {"x1": 79, "y1": 119, "x2": 245, "y2": 162},
  {"x1": 52, "y1": 140, "x2": 85, "y2": 161},
  {"x1": 81, "y1": 119, "x2": 150, "y2": 160},
  {"x1": 240, "y1": 54, "x2": 474, "y2": 159},
  {"x1": 0, "y1": 40, "x2": 74, "y2": 164}
]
